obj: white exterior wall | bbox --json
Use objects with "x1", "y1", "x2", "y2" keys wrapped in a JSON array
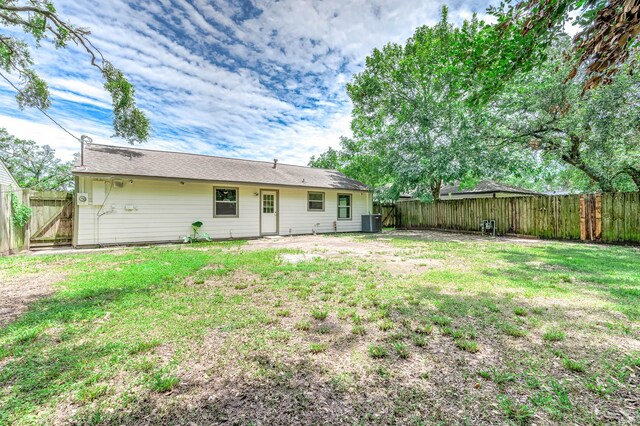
[
  {"x1": 75, "y1": 176, "x2": 372, "y2": 246},
  {"x1": 0, "y1": 161, "x2": 18, "y2": 187}
]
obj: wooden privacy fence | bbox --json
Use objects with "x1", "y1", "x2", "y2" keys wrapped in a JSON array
[
  {"x1": 396, "y1": 193, "x2": 640, "y2": 244},
  {"x1": 0, "y1": 189, "x2": 74, "y2": 255},
  {"x1": 0, "y1": 185, "x2": 30, "y2": 256}
]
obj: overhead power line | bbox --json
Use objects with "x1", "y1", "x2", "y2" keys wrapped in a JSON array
[{"x1": 0, "y1": 70, "x2": 82, "y2": 142}]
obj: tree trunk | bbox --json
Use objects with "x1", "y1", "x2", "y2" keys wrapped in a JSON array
[
  {"x1": 560, "y1": 135, "x2": 615, "y2": 192},
  {"x1": 626, "y1": 167, "x2": 640, "y2": 191},
  {"x1": 430, "y1": 179, "x2": 442, "y2": 201}
]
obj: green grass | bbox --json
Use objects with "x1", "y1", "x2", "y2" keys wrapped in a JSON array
[
  {"x1": 309, "y1": 342, "x2": 329, "y2": 354},
  {"x1": 0, "y1": 234, "x2": 638, "y2": 425},
  {"x1": 311, "y1": 309, "x2": 328, "y2": 320},
  {"x1": 368, "y1": 344, "x2": 388, "y2": 359},
  {"x1": 543, "y1": 328, "x2": 566, "y2": 342}
]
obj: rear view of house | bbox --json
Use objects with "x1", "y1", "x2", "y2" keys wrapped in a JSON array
[{"x1": 72, "y1": 144, "x2": 372, "y2": 247}]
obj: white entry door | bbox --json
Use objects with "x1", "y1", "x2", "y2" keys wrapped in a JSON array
[{"x1": 261, "y1": 190, "x2": 278, "y2": 235}]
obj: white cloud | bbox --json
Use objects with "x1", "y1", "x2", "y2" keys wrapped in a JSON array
[{"x1": 0, "y1": 0, "x2": 495, "y2": 165}]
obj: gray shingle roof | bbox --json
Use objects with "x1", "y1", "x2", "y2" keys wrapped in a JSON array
[
  {"x1": 72, "y1": 144, "x2": 370, "y2": 191},
  {"x1": 440, "y1": 180, "x2": 540, "y2": 196}
]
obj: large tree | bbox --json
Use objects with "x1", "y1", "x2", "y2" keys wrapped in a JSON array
[
  {"x1": 488, "y1": 41, "x2": 640, "y2": 192},
  {"x1": 0, "y1": 1, "x2": 149, "y2": 143},
  {"x1": 333, "y1": 8, "x2": 526, "y2": 200},
  {"x1": 0, "y1": 128, "x2": 74, "y2": 190},
  {"x1": 475, "y1": 0, "x2": 640, "y2": 101}
]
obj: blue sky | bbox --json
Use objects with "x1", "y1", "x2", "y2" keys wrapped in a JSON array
[{"x1": 0, "y1": 0, "x2": 493, "y2": 164}]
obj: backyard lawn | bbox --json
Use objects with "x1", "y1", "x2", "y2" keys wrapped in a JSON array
[{"x1": 0, "y1": 231, "x2": 638, "y2": 425}]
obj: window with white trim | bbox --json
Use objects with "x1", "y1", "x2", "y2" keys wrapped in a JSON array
[
  {"x1": 307, "y1": 192, "x2": 325, "y2": 211},
  {"x1": 337, "y1": 194, "x2": 351, "y2": 220},
  {"x1": 214, "y1": 187, "x2": 238, "y2": 217}
]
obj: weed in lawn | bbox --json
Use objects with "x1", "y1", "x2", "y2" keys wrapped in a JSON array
[
  {"x1": 431, "y1": 315, "x2": 452, "y2": 326},
  {"x1": 543, "y1": 328, "x2": 566, "y2": 342},
  {"x1": 412, "y1": 334, "x2": 428, "y2": 347},
  {"x1": 498, "y1": 395, "x2": 534, "y2": 425},
  {"x1": 368, "y1": 344, "x2": 388, "y2": 359},
  {"x1": 316, "y1": 324, "x2": 332, "y2": 334},
  {"x1": 276, "y1": 309, "x2": 291, "y2": 317},
  {"x1": 77, "y1": 384, "x2": 108, "y2": 403},
  {"x1": 352, "y1": 325, "x2": 366, "y2": 336},
  {"x1": 455, "y1": 339, "x2": 479, "y2": 353},
  {"x1": 415, "y1": 322, "x2": 433, "y2": 335},
  {"x1": 562, "y1": 357, "x2": 586, "y2": 373},
  {"x1": 352, "y1": 314, "x2": 363, "y2": 325},
  {"x1": 378, "y1": 319, "x2": 394, "y2": 331},
  {"x1": 128, "y1": 339, "x2": 161, "y2": 355},
  {"x1": 514, "y1": 307, "x2": 528, "y2": 317},
  {"x1": 503, "y1": 323, "x2": 527, "y2": 338},
  {"x1": 150, "y1": 372, "x2": 180, "y2": 393},
  {"x1": 393, "y1": 342, "x2": 409, "y2": 359},
  {"x1": 312, "y1": 309, "x2": 328, "y2": 320},
  {"x1": 309, "y1": 342, "x2": 328, "y2": 354},
  {"x1": 295, "y1": 320, "x2": 311, "y2": 331}
]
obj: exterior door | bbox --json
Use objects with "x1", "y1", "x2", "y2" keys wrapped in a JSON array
[{"x1": 261, "y1": 190, "x2": 278, "y2": 235}]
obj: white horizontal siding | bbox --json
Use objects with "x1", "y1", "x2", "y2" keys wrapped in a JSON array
[
  {"x1": 76, "y1": 177, "x2": 372, "y2": 246},
  {"x1": 0, "y1": 161, "x2": 17, "y2": 187}
]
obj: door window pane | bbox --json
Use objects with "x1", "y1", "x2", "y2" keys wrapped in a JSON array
[{"x1": 263, "y1": 194, "x2": 274, "y2": 213}]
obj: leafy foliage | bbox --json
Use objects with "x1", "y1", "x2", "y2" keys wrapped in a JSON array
[
  {"x1": 487, "y1": 41, "x2": 640, "y2": 192},
  {"x1": 10, "y1": 192, "x2": 32, "y2": 227},
  {"x1": 0, "y1": 128, "x2": 74, "y2": 190},
  {"x1": 0, "y1": 1, "x2": 149, "y2": 143},
  {"x1": 182, "y1": 221, "x2": 211, "y2": 243},
  {"x1": 479, "y1": 0, "x2": 640, "y2": 99}
]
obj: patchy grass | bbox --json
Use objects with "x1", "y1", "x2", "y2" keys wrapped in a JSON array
[{"x1": 0, "y1": 233, "x2": 638, "y2": 425}]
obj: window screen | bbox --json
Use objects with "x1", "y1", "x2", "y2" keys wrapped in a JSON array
[
  {"x1": 308, "y1": 192, "x2": 325, "y2": 211},
  {"x1": 214, "y1": 188, "x2": 238, "y2": 217},
  {"x1": 337, "y1": 194, "x2": 351, "y2": 219}
]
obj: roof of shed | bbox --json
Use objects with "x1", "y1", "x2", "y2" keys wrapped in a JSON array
[
  {"x1": 440, "y1": 180, "x2": 540, "y2": 196},
  {"x1": 72, "y1": 144, "x2": 369, "y2": 191}
]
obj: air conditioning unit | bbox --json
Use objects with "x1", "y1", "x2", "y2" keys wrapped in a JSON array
[{"x1": 77, "y1": 193, "x2": 89, "y2": 206}]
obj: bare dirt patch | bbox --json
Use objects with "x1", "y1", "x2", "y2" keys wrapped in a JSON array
[
  {"x1": 0, "y1": 272, "x2": 65, "y2": 327},
  {"x1": 243, "y1": 233, "x2": 447, "y2": 275}
]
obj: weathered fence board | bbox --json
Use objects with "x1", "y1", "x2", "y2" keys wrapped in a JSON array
[
  {"x1": 0, "y1": 185, "x2": 30, "y2": 255},
  {"x1": 396, "y1": 193, "x2": 640, "y2": 244}
]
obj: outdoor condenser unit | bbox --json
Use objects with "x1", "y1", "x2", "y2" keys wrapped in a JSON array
[{"x1": 362, "y1": 214, "x2": 382, "y2": 233}]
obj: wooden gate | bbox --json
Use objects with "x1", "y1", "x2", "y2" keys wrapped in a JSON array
[
  {"x1": 373, "y1": 203, "x2": 397, "y2": 227},
  {"x1": 29, "y1": 191, "x2": 73, "y2": 247}
]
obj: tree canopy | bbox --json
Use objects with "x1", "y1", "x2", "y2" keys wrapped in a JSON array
[
  {"x1": 477, "y1": 0, "x2": 640, "y2": 100},
  {"x1": 488, "y1": 42, "x2": 640, "y2": 192},
  {"x1": 0, "y1": 0, "x2": 149, "y2": 143},
  {"x1": 333, "y1": 8, "x2": 530, "y2": 200},
  {"x1": 309, "y1": 5, "x2": 640, "y2": 198},
  {"x1": 0, "y1": 128, "x2": 74, "y2": 190}
]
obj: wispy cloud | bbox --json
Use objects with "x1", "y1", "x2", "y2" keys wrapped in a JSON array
[{"x1": 0, "y1": 0, "x2": 493, "y2": 164}]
